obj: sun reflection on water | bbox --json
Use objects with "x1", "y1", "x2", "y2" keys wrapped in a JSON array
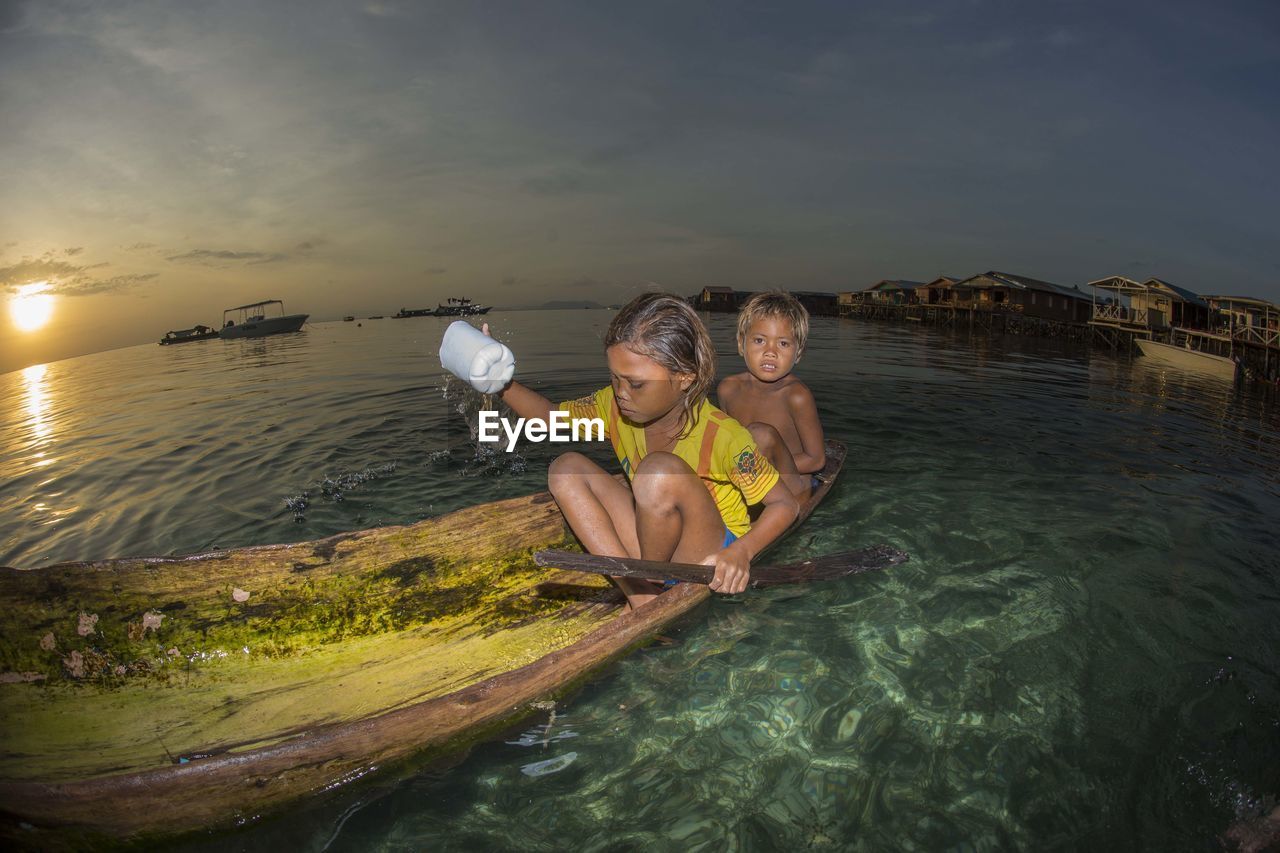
[{"x1": 22, "y1": 363, "x2": 53, "y2": 448}]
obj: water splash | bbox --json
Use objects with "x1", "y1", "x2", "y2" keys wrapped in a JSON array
[{"x1": 283, "y1": 462, "x2": 397, "y2": 521}]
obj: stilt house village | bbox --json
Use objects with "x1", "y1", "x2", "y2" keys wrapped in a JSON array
[{"x1": 693, "y1": 272, "x2": 1280, "y2": 384}]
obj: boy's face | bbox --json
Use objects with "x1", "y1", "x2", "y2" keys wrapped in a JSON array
[{"x1": 739, "y1": 315, "x2": 799, "y2": 383}]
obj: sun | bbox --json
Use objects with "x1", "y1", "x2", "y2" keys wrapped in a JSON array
[{"x1": 9, "y1": 282, "x2": 55, "y2": 332}]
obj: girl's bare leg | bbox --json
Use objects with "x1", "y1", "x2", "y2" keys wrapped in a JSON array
[
  {"x1": 747, "y1": 422, "x2": 810, "y2": 500},
  {"x1": 548, "y1": 452, "x2": 655, "y2": 607},
  {"x1": 548, "y1": 452, "x2": 639, "y2": 554},
  {"x1": 628, "y1": 452, "x2": 728, "y2": 609}
]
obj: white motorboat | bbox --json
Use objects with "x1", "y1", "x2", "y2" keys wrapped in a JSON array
[
  {"x1": 220, "y1": 300, "x2": 308, "y2": 339},
  {"x1": 1135, "y1": 338, "x2": 1237, "y2": 380}
]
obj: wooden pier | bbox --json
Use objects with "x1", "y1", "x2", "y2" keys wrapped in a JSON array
[{"x1": 838, "y1": 301, "x2": 1091, "y2": 342}]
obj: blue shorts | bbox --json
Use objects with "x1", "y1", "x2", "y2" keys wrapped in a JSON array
[{"x1": 663, "y1": 528, "x2": 736, "y2": 588}]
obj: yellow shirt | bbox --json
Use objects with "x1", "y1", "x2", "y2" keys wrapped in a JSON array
[{"x1": 558, "y1": 387, "x2": 779, "y2": 536}]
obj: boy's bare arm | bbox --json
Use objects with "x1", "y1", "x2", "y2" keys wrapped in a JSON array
[
  {"x1": 715, "y1": 375, "x2": 741, "y2": 412},
  {"x1": 786, "y1": 383, "x2": 826, "y2": 474}
]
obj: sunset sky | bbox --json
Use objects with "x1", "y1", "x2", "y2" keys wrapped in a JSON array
[{"x1": 3, "y1": 0, "x2": 1278, "y2": 373}]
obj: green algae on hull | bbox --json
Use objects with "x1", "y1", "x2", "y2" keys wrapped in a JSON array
[{"x1": 0, "y1": 489, "x2": 613, "y2": 782}]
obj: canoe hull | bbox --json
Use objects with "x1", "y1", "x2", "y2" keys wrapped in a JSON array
[
  {"x1": 0, "y1": 441, "x2": 846, "y2": 840},
  {"x1": 0, "y1": 583, "x2": 711, "y2": 839}
]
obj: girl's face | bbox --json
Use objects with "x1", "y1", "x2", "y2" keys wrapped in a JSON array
[
  {"x1": 606, "y1": 343, "x2": 693, "y2": 425},
  {"x1": 739, "y1": 315, "x2": 799, "y2": 383}
]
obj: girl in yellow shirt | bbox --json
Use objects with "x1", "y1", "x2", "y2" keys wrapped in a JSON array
[{"x1": 470, "y1": 293, "x2": 799, "y2": 610}]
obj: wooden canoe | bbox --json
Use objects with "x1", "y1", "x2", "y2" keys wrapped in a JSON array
[{"x1": 0, "y1": 441, "x2": 847, "y2": 841}]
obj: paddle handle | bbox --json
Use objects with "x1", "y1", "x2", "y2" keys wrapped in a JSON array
[
  {"x1": 533, "y1": 545, "x2": 908, "y2": 588},
  {"x1": 534, "y1": 551, "x2": 716, "y2": 584}
]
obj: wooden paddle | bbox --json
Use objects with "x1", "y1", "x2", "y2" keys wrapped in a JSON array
[{"x1": 533, "y1": 544, "x2": 909, "y2": 589}]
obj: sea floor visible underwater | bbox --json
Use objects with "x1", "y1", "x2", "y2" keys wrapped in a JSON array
[{"x1": 2, "y1": 310, "x2": 1279, "y2": 851}]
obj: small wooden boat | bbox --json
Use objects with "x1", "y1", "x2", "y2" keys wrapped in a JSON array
[
  {"x1": 0, "y1": 442, "x2": 847, "y2": 841},
  {"x1": 1135, "y1": 338, "x2": 1237, "y2": 380},
  {"x1": 158, "y1": 325, "x2": 218, "y2": 345}
]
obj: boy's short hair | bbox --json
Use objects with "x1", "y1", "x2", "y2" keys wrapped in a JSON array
[{"x1": 736, "y1": 290, "x2": 810, "y2": 354}]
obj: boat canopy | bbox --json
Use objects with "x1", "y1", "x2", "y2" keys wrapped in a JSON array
[{"x1": 225, "y1": 300, "x2": 285, "y2": 312}]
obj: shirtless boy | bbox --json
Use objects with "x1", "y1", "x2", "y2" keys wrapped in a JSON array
[{"x1": 717, "y1": 291, "x2": 825, "y2": 499}]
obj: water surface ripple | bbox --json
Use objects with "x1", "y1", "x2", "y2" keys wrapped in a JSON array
[{"x1": 2, "y1": 313, "x2": 1278, "y2": 850}]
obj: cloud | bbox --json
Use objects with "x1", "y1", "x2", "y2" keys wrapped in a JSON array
[
  {"x1": 166, "y1": 248, "x2": 285, "y2": 265},
  {"x1": 123, "y1": 242, "x2": 156, "y2": 251},
  {"x1": 0, "y1": 257, "x2": 83, "y2": 291},
  {"x1": 294, "y1": 239, "x2": 328, "y2": 253},
  {"x1": 49, "y1": 272, "x2": 159, "y2": 296},
  {"x1": 64, "y1": 246, "x2": 84, "y2": 256},
  {"x1": 0, "y1": 255, "x2": 157, "y2": 296},
  {"x1": 426, "y1": 267, "x2": 447, "y2": 275}
]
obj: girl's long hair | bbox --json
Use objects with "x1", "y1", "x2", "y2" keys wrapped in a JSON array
[{"x1": 605, "y1": 293, "x2": 715, "y2": 437}]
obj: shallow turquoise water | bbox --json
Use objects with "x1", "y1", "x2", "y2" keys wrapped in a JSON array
[{"x1": 2, "y1": 311, "x2": 1279, "y2": 850}]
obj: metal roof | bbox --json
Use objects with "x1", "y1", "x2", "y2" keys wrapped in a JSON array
[
  {"x1": 866, "y1": 279, "x2": 927, "y2": 291},
  {"x1": 1143, "y1": 278, "x2": 1208, "y2": 307},
  {"x1": 953, "y1": 271, "x2": 1089, "y2": 300},
  {"x1": 1202, "y1": 294, "x2": 1280, "y2": 312}
]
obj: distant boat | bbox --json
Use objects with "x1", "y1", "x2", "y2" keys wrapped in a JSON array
[
  {"x1": 1135, "y1": 338, "x2": 1237, "y2": 380},
  {"x1": 220, "y1": 300, "x2": 309, "y2": 339},
  {"x1": 393, "y1": 307, "x2": 435, "y2": 318},
  {"x1": 368, "y1": 315, "x2": 384, "y2": 319},
  {"x1": 434, "y1": 298, "x2": 491, "y2": 317},
  {"x1": 343, "y1": 316, "x2": 355, "y2": 322},
  {"x1": 158, "y1": 325, "x2": 218, "y2": 345}
]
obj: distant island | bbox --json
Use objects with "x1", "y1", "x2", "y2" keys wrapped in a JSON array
[
  {"x1": 498, "y1": 300, "x2": 613, "y2": 311},
  {"x1": 541, "y1": 299, "x2": 604, "y2": 310}
]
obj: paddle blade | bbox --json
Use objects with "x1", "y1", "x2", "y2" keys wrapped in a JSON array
[
  {"x1": 760, "y1": 544, "x2": 909, "y2": 587},
  {"x1": 533, "y1": 545, "x2": 908, "y2": 588}
]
